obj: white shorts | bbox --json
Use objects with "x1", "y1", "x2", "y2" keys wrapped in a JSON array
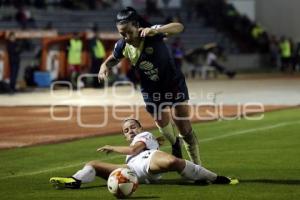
[{"x1": 127, "y1": 149, "x2": 162, "y2": 184}]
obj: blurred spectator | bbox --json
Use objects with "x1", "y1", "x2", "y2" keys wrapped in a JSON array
[
  {"x1": 88, "y1": 26, "x2": 106, "y2": 87},
  {"x1": 6, "y1": 32, "x2": 23, "y2": 93},
  {"x1": 294, "y1": 42, "x2": 300, "y2": 71},
  {"x1": 289, "y1": 37, "x2": 296, "y2": 71},
  {"x1": 15, "y1": 7, "x2": 28, "y2": 27},
  {"x1": 67, "y1": 32, "x2": 83, "y2": 89},
  {"x1": 206, "y1": 47, "x2": 236, "y2": 79},
  {"x1": 279, "y1": 36, "x2": 292, "y2": 72},
  {"x1": 15, "y1": 6, "x2": 36, "y2": 29},
  {"x1": 183, "y1": 48, "x2": 203, "y2": 79},
  {"x1": 251, "y1": 23, "x2": 264, "y2": 40},
  {"x1": 194, "y1": 0, "x2": 275, "y2": 53},
  {"x1": 269, "y1": 35, "x2": 280, "y2": 69},
  {"x1": 251, "y1": 23, "x2": 269, "y2": 53},
  {"x1": 171, "y1": 37, "x2": 185, "y2": 70},
  {"x1": 0, "y1": 53, "x2": 11, "y2": 93}
]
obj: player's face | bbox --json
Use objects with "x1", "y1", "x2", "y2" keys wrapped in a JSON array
[
  {"x1": 116, "y1": 22, "x2": 140, "y2": 45},
  {"x1": 122, "y1": 120, "x2": 142, "y2": 141}
]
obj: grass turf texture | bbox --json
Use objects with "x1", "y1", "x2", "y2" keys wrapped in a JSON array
[{"x1": 0, "y1": 108, "x2": 299, "y2": 200}]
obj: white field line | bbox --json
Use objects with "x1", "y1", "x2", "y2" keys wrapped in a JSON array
[
  {"x1": 1, "y1": 120, "x2": 300, "y2": 180},
  {"x1": 199, "y1": 120, "x2": 300, "y2": 142}
]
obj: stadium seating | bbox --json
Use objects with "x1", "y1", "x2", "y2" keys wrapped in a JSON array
[{"x1": 0, "y1": 7, "x2": 238, "y2": 52}]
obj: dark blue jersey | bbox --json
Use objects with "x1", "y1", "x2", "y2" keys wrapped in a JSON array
[{"x1": 113, "y1": 34, "x2": 188, "y2": 96}]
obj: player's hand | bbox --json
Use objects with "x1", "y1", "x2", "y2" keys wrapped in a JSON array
[
  {"x1": 97, "y1": 145, "x2": 113, "y2": 154},
  {"x1": 98, "y1": 64, "x2": 111, "y2": 83},
  {"x1": 139, "y1": 27, "x2": 158, "y2": 37}
]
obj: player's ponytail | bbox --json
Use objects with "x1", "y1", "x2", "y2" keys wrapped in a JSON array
[{"x1": 116, "y1": 7, "x2": 151, "y2": 28}]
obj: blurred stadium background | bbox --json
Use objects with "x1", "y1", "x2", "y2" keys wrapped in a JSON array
[
  {"x1": 0, "y1": 1, "x2": 299, "y2": 199},
  {"x1": 0, "y1": 0, "x2": 299, "y2": 147}
]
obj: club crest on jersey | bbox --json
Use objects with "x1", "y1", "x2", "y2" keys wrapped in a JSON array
[{"x1": 145, "y1": 47, "x2": 154, "y2": 55}]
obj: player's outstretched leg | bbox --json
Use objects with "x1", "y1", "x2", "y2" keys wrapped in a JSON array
[
  {"x1": 149, "y1": 151, "x2": 238, "y2": 185},
  {"x1": 182, "y1": 160, "x2": 239, "y2": 185},
  {"x1": 49, "y1": 164, "x2": 95, "y2": 189},
  {"x1": 50, "y1": 161, "x2": 126, "y2": 189}
]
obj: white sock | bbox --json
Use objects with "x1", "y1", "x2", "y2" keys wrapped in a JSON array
[
  {"x1": 156, "y1": 121, "x2": 176, "y2": 145},
  {"x1": 73, "y1": 165, "x2": 96, "y2": 183},
  {"x1": 180, "y1": 160, "x2": 217, "y2": 181}
]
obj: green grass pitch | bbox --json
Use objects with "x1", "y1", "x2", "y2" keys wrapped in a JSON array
[{"x1": 0, "y1": 108, "x2": 299, "y2": 200}]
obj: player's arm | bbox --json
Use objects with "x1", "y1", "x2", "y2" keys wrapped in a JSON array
[
  {"x1": 98, "y1": 54, "x2": 120, "y2": 82},
  {"x1": 98, "y1": 38, "x2": 125, "y2": 82},
  {"x1": 140, "y1": 22, "x2": 184, "y2": 37},
  {"x1": 97, "y1": 141, "x2": 146, "y2": 155},
  {"x1": 104, "y1": 54, "x2": 120, "y2": 68}
]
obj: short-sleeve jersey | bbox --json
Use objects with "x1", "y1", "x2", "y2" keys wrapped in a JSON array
[
  {"x1": 112, "y1": 26, "x2": 187, "y2": 95},
  {"x1": 125, "y1": 131, "x2": 159, "y2": 163}
]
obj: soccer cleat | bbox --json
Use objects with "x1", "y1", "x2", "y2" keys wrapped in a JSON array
[
  {"x1": 172, "y1": 137, "x2": 183, "y2": 159},
  {"x1": 49, "y1": 177, "x2": 81, "y2": 189},
  {"x1": 212, "y1": 176, "x2": 239, "y2": 185}
]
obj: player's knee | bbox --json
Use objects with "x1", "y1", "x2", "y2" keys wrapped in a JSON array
[
  {"x1": 178, "y1": 125, "x2": 192, "y2": 136},
  {"x1": 173, "y1": 119, "x2": 192, "y2": 135},
  {"x1": 155, "y1": 111, "x2": 170, "y2": 128},
  {"x1": 86, "y1": 160, "x2": 99, "y2": 167},
  {"x1": 167, "y1": 157, "x2": 181, "y2": 170},
  {"x1": 155, "y1": 119, "x2": 169, "y2": 128}
]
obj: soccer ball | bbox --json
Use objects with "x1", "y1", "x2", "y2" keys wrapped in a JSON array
[{"x1": 107, "y1": 168, "x2": 138, "y2": 198}]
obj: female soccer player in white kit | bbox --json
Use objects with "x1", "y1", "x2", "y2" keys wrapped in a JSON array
[{"x1": 50, "y1": 119, "x2": 238, "y2": 188}]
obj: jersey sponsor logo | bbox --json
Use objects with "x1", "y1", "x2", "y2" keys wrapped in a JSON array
[
  {"x1": 144, "y1": 68, "x2": 159, "y2": 81},
  {"x1": 149, "y1": 74, "x2": 159, "y2": 81},
  {"x1": 139, "y1": 61, "x2": 160, "y2": 81},
  {"x1": 139, "y1": 61, "x2": 154, "y2": 70}
]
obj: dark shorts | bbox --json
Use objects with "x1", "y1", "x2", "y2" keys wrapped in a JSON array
[{"x1": 141, "y1": 79, "x2": 189, "y2": 116}]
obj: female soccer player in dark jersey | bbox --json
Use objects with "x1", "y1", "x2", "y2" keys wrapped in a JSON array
[{"x1": 98, "y1": 7, "x2": 200, "y2": 164}]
